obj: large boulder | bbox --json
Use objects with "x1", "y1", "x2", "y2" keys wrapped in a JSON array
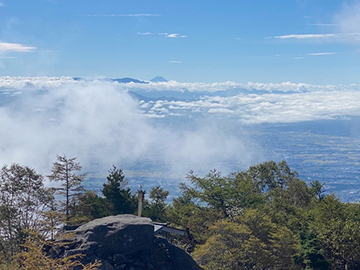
[
  {"x1": 54, "y1": 215, "x2": 203, "y2": 270},
  {"x1": 66, "y1": 215, "x2": 153, "y2": 258}
]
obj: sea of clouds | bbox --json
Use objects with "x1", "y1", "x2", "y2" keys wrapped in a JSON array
[{"x1": 1, "y1": 77, "x2": 360, "y2": 189}]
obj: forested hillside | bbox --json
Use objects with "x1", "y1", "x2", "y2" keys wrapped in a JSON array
[{"x1": 0, "y1": 156, "x2": 359, "y2": 269}]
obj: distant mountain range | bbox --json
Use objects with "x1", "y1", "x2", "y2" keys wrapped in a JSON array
[
  {"x1": 73, "y1": 76, "x2": 168, "y2": 84},
  {"x1": 112, "y1": 77, "x2": 148, "y2": 84}
]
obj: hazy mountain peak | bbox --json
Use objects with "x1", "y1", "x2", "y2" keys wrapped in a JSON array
[
  {"x1": 150, "y1": 76, "x2": 168, "y2": 82},
  {"x1": 113, "y1": 77, "x2": 148, "y2": 84}
]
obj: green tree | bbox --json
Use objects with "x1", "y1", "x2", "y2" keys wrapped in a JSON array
[
  {"x1": 193, "y1": 210, "x2": 300, "y2": 270},
  {"x1": 193, "y1": 220, "x2": 259, "y2": 270},
  {"x1": 243, "y1": 160, "x2": 298, "y2": 193},
  {"x1": 267, "y1": 177, "x2": 313, "y2": 232},
  {"x1": 48, "y1": 155, "x2": 86, "y2": 223},
  {"x1": 311, "y1": 195, "x2": 360, "y2": 269},
  {"x1": 166, "y1": 191, "x2": 222, "y2": 249},
  {"x1": 182, "y1": 161, "x2": 298, "y2": 220},
  {"x1": 309, "y1": 180, "x2": 326, "y2": 201},
  {"x1": 142, "y1": 186, "x2": 169, "y2": 222},
  {"x1": 0, "y1": 164, "x2": 54, "y2": 261},
  {"x1": 298, "y1": 226, "x2": 330, "y2": 270},
  {"x1": 101, "y1": 166, "x2": 136, "y2": 215},
  {"x1": 73, "y1": 190, "x2": 111, "y2": 222},
  {"x1": 318, "y1": 219, "x2": 360, "y2": 270},
  {"x1": 183, "y1": 170, "x2": 245, "y2": 218}
]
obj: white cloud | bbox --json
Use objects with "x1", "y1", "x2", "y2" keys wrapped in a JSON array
[
  {"x1": 123, "y1": 80, "x2": 241, "y2": 92},
  {"x1": 0, "y1": 78, "x2": 261, "y2": 182},
  {"x1": 166, "y1": 33, "x2": 187, "y2": 38},
  {"x1": 0, "y1": 76, "x2": 74, "y2": 89},
  {"x1": 2, "y1": 77, "x2": 360, "y2": 191},
  {"x1": 121, "y1": 79, "x2": 342, "y2": 93},
  {"x1": 138, "y1": 84, "x2": 360, "y2": 125},
  {"x1": 0, "y1": 42, "x2": 36, "y2": 52},
  {"x1": 274, "y1": 33, "x2": 339, "y2": 40},
  {"x1": 208, "y1": 108, "x2": 235, "y2": 114},
  {"x1": 159, "y1": 33, "x2": 187, "y2": 38},
  {"x1": 2, "y1": 77, "x2": 360, "y2": 198},
  {"x1": 116, "y1": 78, "x2": 360, "y2": 124},
  {"x1": 307, "y1": 52, "x2": 337, "y2": 56},
  {"x1": 291, "y1": 4, "x2": 360, "y2": 44},
  {"x1": 334, "y1": 2, "x2": 360, "y2": 43}
]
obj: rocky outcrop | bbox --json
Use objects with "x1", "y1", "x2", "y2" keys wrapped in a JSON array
[{"x1": 54, "y1": 215, "x2": 202, "y2": 270}]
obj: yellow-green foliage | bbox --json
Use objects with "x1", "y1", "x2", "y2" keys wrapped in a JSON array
[
  {"x1": 193, "y1": 209, "x2": 301, "y2": 270},
  {"x1": 14, "y1": 232, "x2": 101, "y2": 270}
]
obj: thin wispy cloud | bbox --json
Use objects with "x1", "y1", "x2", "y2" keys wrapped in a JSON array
[
  {"x1": 159, "y1": 33, "x2": 187, "y2": 38},
  {"x1": 0, "y1": 42, "x2": 36, "y2": 52},
  {"x1": 165, "y1": 33, "x2": 187, "y2": 38},
  {"x1": 169, "y1": 60, "x2": 182, "y2": 63},
  {"x1": 80, "y1": 14, "x2": 160, "y2": 17},
  {"x1": 309, "y1": 23, "x2": 339, "y2": 27},
  {"x1": 274, "y1": 33, "x2": 339, "y2": 39},
  {"x1": 281, "y1": 4, "x2": 360, "y2": 44},
  {"x1": 137, "y1": 32, "x2": 187, "y2": 38},
  {"x1": 0, "y1": 3, "x2": 4, "y2": 7},
  {"x1": 307, "y1": 52, "x2": 337, "y2": 56},
  {"x1": 273, "y1": 32, "x2": 360, "y2": 43}
]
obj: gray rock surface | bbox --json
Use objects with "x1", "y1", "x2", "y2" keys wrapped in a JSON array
[
  {"x1": 66, "y1": 215, "x2": 153, "y2": 258},
  {"x1": 54, "y1": 214, "x2": 202, "y2": 270}
]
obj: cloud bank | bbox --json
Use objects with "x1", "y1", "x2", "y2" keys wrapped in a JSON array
[
  {"x1": 0, "y1": 78, "x2": 260, "y2": 183},
  {"x1": 1, "y1": 77, "x2": 360, "y2": 191},
  {"x1": 123, "y1": 79, "x2": 354, "y2": 93},
  {"x1": 138, "y1": 90, "x2": 360, "y2": 124}
]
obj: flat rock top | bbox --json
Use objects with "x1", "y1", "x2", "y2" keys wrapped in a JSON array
[{"x1": 75, "y1": 214, "x2": 153, "y2": 232}]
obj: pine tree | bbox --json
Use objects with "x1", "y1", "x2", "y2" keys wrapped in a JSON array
[
  {"x1": 101, "y1": 166, "x2": 136, "y2": 215},
  {"x1": 48, "y1": 155, "x2": 86, "y2": 223}
]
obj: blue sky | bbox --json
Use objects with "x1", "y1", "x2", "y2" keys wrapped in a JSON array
[{"x1": 0, "y1": 0, "x2": 360, "y2": 83}]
